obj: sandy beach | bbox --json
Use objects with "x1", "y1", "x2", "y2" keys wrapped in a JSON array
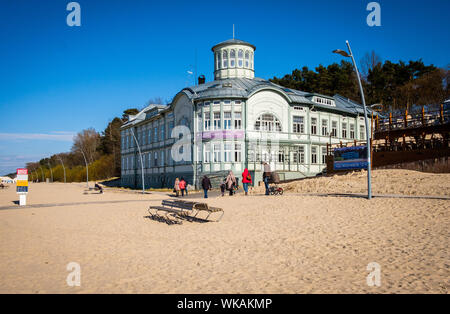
[{"x1": 0, "y1": 169, "x2": 449, "y2": 294}]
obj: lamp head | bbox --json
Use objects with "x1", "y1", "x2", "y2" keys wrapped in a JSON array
[{"x1": 333, "y1": 49, "x2": 351, "y2": 58}]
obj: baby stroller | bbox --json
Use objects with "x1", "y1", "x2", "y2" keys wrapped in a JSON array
[{"x1": 268, "y1": 172, "x2": 283, "y2": 196}]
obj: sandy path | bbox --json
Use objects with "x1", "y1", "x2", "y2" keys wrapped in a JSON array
[{"x1": 0, "y1": 172, "x2": 448, "y2": 293}]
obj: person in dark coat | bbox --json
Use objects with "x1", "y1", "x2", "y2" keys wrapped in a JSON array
[
  {"x1": 262, "y1": 162, "x2": 271, "y2": 195},
  {"x1": 201, "y1": 175, "x2": 212, "y2": 199}
]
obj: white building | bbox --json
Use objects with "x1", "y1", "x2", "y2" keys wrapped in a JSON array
[
  {"x1": 0, "y1": 176, "x2": 16, "y2": 184},
  {"x1": 121, "y1": 38, "x2": 370, "y2": 189}
]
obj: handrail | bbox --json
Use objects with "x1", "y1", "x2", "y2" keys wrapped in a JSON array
[{"x1": 374, "y1": 104, "x2": 449, "y2": 133}]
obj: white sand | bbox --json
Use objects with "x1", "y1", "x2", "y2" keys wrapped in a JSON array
[{"x1": 0, "y1": 170, "x2": 448, "y2": 294}]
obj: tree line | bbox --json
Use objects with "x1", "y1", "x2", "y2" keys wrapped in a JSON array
[
  {"x1": 270, "y1": 51, "x2": 449, "y2": 113},
  {"x1": 25, "y1": 97, "x2": 169, "y2": 182},
  {"x1": 26, "y1": 109, "x2": 140, "y2": 183}
]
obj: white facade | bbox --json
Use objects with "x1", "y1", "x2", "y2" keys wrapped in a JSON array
[{"x1": 120, "y1": 38, "x2": 370, "y2": 189}]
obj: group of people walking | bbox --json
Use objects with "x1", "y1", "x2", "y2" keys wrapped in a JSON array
[
  {"x1": 172, "y1": 163, "x2": 273, "y2": 199},
  {"x1": 173, "y1": 177, "x2": 188, "y2": 197},
  {"x1": 216, "y1": 169, "x2": 252, "y2": 198}
]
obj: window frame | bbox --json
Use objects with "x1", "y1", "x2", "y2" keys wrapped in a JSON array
[
  {"x1": 311, "y1": 146, "x2": 318, "y2": 164},
  {"x1": 311, "y1": 117, "x2": 318, "y2": 135},
  {"x1": 254, "y1": 113, "x2": 282, "y2": 132},
  {"x1": 293, "y1": 116, "x2": 305, "y2": 134}
]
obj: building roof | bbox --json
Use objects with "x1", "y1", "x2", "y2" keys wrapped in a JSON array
[
  {"x1": 211, "y1": 39, "x2": 256, "y2": 51},
  {"x1": 181, "y1": 77, "x2": 369, "y2": 115},
  {"x1": 122, "y1": 78, "x2": 371, "y2": 129}
]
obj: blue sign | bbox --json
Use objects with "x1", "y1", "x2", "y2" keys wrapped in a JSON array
[
  {"x1": 334, "y1": 146, "x2": 369, "y2": 170},
  {"x1": 16, "y1": 186, "x2": 28, "y2": 193}
]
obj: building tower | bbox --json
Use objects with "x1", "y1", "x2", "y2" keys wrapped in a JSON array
[{"x1": 212, "y1": 39, "x2": 256, "y2": 80}]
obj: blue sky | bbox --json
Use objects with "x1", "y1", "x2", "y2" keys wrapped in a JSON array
[{"x1": 0, "y1": 0, "x2": 449, "y2": 174}]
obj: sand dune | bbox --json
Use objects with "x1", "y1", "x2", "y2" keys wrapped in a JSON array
[
  {"x1": 261, "y1": 169, "x2": 450, "y2": 196},
  {"x1": 0, "y1": 170, "x2": 448, "y2": 293}
]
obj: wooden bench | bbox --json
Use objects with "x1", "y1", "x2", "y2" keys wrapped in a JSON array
[
  {"x1": 148, "y1": 199, "x2": 224, "y2": 224},
  {"x1": 190, "y1": 202, "x2": 224, "y2": 222}
]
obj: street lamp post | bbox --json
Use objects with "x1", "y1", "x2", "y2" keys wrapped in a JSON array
[
  {"x1": 58, "y1": 156, "x2": 66, "y2": 183},
  {"x1": 130, "y1": 127, "x2": 145, "y2": 194},
  {"x1": 48, "y1": 161, "x2": 53, "y2": 183},
  {"x1": 80, "y1": 149, "x2": 89, "y2": 189},
  {"x1": 333, "y1": 40, "x2": 372, "y2": 199}
]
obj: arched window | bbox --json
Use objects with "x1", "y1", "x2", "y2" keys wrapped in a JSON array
[
  {"x1": 238, "y1": 49, "x2": 243, "y2": 68},
  {"x1": 254, "y1": 114, "x2": 282, "y2": 132},
  {"x1": 230, "y1": 49, "x2": 236, "y2": 67},
  {"x1": 217, "y1": 52, "x2": 222, "y2": 70},
  {"x1": 222, "y1": 50, "x2": 228, "y2": 68},
  {"x1": 250, "y1": 52, "x2": 254, "y2": 69},
  {"x1": 245, "y1": 51, "x2": 250, "y2": 68}
]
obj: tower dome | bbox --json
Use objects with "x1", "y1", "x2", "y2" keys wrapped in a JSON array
[{"x1": 212, "y1": 39, "x2": 255, "y2": 80}]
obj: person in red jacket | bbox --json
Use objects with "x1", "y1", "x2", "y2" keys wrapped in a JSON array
[
  {"x1": 242, "y1": 168, "x2": 252, "y2": 196},
  {"x1": 179, "y1": 177, "x2": 187, "y2": 197}
]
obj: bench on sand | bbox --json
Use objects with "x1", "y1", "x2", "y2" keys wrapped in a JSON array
[{"x1": 148, "y1": 199, "x2": 224, "y2": 224}]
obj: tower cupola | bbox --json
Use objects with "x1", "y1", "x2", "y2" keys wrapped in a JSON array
[{"x1": 212, "y1": 39, "x2": 255, "y2": 80}]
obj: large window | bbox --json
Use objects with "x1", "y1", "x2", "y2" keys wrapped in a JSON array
[
  {"x1": 278, "y1": 150, "x2": 285, "y2": 163},
  {"x1": 250, "y1": 52, "x2": 254, "y2": 69},
  {"x1": 238, "y1": 49, "x2": 243, "y2": 68},
  {"x1": 311, "y1": 118, "x2": 317, "y2": 135},
  {"x1": 168, "y1": 121, "x2": 174, "y2": 138},
  {"x1": 322, "y1": 119, "x2": 328, "y2": 136},
  {"x1": 311, "y1": 146, "x2": 318, "y2": 164},
  {"x1": 144, "y1": 129, "x2": 148, "y2": 145},
  {"x1": 160, "y1": 125, "x2": 165, "y2": 141},
  {"x1": 245, "y1": 51, "x2": 250, "y2": 68},
  {"x1": 224, "y1": 112, "x2": 232, "y2": 130},
  {"x1": 222, "y1": 50, "x2": 228, "y2": 68},
  {"x1": 224, "y1": 143, "x2": 232, "y2": 162},
  {"x1": 293, "y1": 116, "x2": 304, "y2": 133},
  {"x1": 230, "y1": 49, "x2": 235, "y2": 67},
  {"x1": 234, "y1": 112, "x2": 242, "y2": 129},
  {"x1": 160, "y1": 151, "x2": 165, "y2": 166},
  {"x1": 342, "y1": 122, "x2": 347, "y2": 138},
  {"x1": 254, "y1": 114, "x2": 282, "y2": 132},
  {"x1": 350, "y1": 123, "x2": 355, "y2": 139},
  {"x1": 204, "y1": 112, "x2": 211, "y2": 131},
  {"x1": 204, "y1": 143, "x2": 211, "y2": 163},
  {"x1": 213, "y1": 143, "x2": 221, "y2": 162},
  {"x1": 360, "y1": 125, "x2": 365, "y2": 140},
  {"x1": 213, "y1": 112, "x2": 221, "y2": 130},
  {"x1": 154, "y1": 152, "x2": 158, "y2": 167},
  {"x1": 293, "y1": 146, "x2": 305, "y2": 164},
  {"x1": 321, "y1": 147, "x2": 327, "y2": 164},
  {"x1": 154, "y1": 127, "x2": 158, "y2": 142},
  {"x1": 235, "y1": 143, "x2": 242, "y2": 162},
  {"x1": 331, "y1": 121, "x2": 337, "y2": 137}
]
